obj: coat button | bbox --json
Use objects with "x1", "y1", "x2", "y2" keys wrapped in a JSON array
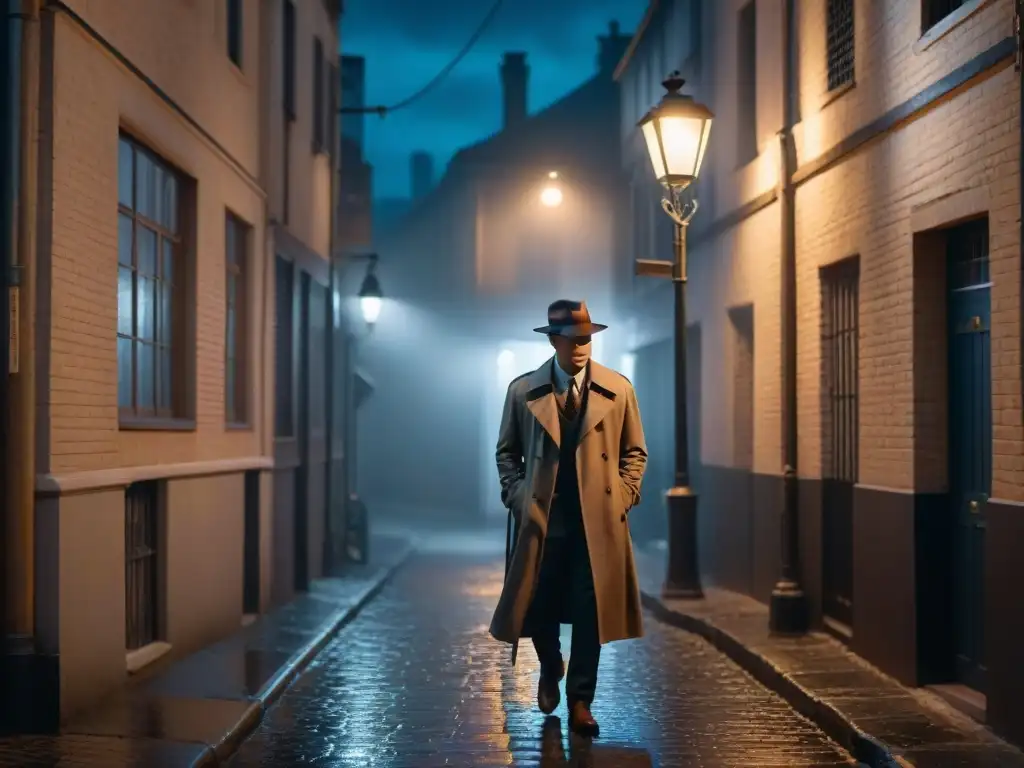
[
  {"x1": 601, "y1": 452, "x2": 608, "y2": 460},
  {"x1": 605, "y1": 486, "x2": 612, "y2": 494}
]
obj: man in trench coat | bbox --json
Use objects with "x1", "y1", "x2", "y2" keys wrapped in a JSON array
[{"x1": 489, "y1": 299, "x2": 648, "y2": 736}]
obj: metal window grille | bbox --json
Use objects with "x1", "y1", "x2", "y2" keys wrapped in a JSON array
[
  {"x1": 827, "y1": 0, "x2": 855, "y2": 92},
  {"x1": 125, "y1": 481, "x2": 161, "y2": 651},
  {"x1": 922, "y1": 0, "x2": 968, "y2": 33},
  {"x1": 823, "y1": 258, "x2": 859, "y2": 483},
  {"x1": 947, "y1": 218, "x2": 990, "y2": 291},
  {"x1": 821, "y1": 257, "x2": 859, "y2": 628}
]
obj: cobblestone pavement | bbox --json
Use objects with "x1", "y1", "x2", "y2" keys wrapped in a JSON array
[{"x1": 229, "y1": 552, "x2": 856, "y2": 767}]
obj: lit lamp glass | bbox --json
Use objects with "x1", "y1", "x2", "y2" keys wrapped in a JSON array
[
  {"x1": 639, "y1": 73, "x2": 713, "y2": 189},
  {"x1": 540, "y1": 170, "x2": 563, "y2": 207},
  {"x1": 358, "y1": 270, "x2": 382, "y2": 326}
]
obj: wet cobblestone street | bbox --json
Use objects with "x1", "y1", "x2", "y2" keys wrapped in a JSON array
[{"x1": 228, "y1": 551, "x2": 854, "y2": 767}]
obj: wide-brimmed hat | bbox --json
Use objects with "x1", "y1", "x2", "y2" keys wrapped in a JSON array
[{"x1": 533, "y1": 299, "x2": 608, "y2": 337}]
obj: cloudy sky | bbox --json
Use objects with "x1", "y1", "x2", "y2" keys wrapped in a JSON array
[{"x1": 341, "y1": 0, "x2": 646, "y2": 200}]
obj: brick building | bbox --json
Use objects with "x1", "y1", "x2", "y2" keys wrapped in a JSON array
[
  {"x1": 616, "y1": 0, "x2": 1023, "y2": 745},
  {"x1": 0, "y1": 0, "x2": 340, "y2": 729}
]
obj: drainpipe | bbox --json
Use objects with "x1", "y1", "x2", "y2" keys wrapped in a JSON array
[
  {"x1": 769, "y1": 0, "x2": 809, "y2": 635},
  {"x1": 5, "y1": 0, "x2": 40, "y2": 651}
]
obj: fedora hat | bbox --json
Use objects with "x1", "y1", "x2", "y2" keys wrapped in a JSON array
[{"x1": 533, "y1": 299, "x2": 608, "y2": 337}]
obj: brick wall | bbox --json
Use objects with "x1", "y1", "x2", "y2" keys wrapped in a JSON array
[
  {"x1": 47, "y1": 10, "x2": 267, "y2": 473},
  {"x1": 793, "y1": 0, "x2": 1020, "y2": 494},
  {"x1": 679, "y1": 0, "x2": 1020, "y2": 500}
]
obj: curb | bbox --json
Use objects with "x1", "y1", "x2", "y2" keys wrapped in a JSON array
[
  {"x1": 194, "y1": 545, "x2": 416, "y2": 766},
  {"x1": 641, "y1": 590, "x2": 909, "y2": 768}
]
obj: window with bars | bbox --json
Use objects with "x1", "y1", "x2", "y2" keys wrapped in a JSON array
[
  {"x1": 125, "y1": 481, "x2": 161, "y2": 651},
  {"x1": 225, "y1": 212, "x2": 250, "y2": 426},
  {"x1": 226, "y1": 0, "x2": 243, "y2": 68},
  {"x1": 922, "y1": 0, "x2": 969, "y2": 33},
  {"x1": 827, "y1": 0, "x2": 854, "y2": 92},
  {"x1": 117, "y1": 135, "x2": 187, "y2": 422}
]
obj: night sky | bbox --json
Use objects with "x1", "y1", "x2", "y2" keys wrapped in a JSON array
[{"x1": 341, "y1": 0, "x2": 645, "y2": 200}]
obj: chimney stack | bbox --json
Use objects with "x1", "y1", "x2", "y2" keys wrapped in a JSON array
[
  {"x1": 597, "y1": 20, "x2": 630, "y2": 75},
  {"x1": 500, "y1": 52, "x2": 528, "y2": 129},
  {"x1": 410, "y1": 151, "x2": 434, "y2": 200}
]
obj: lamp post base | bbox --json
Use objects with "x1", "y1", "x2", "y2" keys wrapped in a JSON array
[
  {"x1": 769, "y1": 580, "x2": 808, "y2": 635},
  {"x1": 662, "y1": 486, "x2": 703, "y2": 600}
]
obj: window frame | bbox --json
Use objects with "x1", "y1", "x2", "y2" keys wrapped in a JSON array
[
  {"x1": 227, "y1": 0, "x2": 243, "y2": 69},
  {"x1": 313, "y1": 36, "x2": 326, "y2": 153},
  {"x1": 225, "y1": 211, "x2": 251, "y2": 428},
  {"x1": 283, "y1": 0, "x2": 297, "y2": 121},
  {"x1": 736, "y1": 0, "x2": 758, "y2": 166},
  {"x1": 826, "y1": 0, "x2": 855, "y2": 93},
  {"x1": 117, "y1": 133, "x2": 193, "y2": 430},
  {"x1": 921, "y1": 0, "x2": 969, "y2": 34}
]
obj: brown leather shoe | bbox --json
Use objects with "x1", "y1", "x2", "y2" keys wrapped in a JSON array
[
  {"x1": 569, "y1": 700, "x2": 599, "y2": 737},
  {"x1": 537, "y1": 658, "x2": 564, "y2": 714}
]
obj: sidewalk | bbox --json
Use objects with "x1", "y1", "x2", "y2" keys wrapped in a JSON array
[
  {"x1": 0, "y1": 534, "x2": 414, "y2": 768},
  {"x1": 636, "y1": 547, "x2": 1024, "y2": 768}
]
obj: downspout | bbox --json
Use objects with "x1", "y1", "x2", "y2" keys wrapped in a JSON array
[
  {"x1": 4, "y1": 0, "x2": 40, "y2": 665},
  {"x1": 769, "y1": 0, "x2": 809, "y2": 634}
]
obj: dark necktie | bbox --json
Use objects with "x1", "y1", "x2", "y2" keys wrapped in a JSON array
[{"x1": 564, "y1": 379, "x2": 578, "y2": 421}]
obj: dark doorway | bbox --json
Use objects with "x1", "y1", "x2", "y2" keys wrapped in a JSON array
[
  {"x1": 728, "y1": 305, "x2": 754, "y2": 595},
  {"x1": 243, "y1": 469, "x2": 260, "y2": 615},
  {"x1": 821, "y1": 257, "x2": 859, "y2": 632},
  {"x1": 294, "y1": 272, "x2": 311, "y2": 591},
  {"x1": 946, "y1": 218, "x2": 991, "y2": 693}
]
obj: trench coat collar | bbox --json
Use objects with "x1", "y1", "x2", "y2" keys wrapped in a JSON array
[{"x1": 523, "y1": 357, "x2": 619, "y2": 448}]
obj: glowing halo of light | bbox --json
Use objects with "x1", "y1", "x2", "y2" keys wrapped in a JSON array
[{"x1": 540, "y1": 185, "x2": 563, "y2": 208}]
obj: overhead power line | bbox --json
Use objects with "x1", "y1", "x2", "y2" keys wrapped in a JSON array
[{"x1": 340, "y1": 0, "x2": 505, "y2": 117}]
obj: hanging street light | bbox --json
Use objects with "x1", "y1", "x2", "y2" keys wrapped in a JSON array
[{"x1": 634, "y1": 71, "x2": 714, "y2": 601}]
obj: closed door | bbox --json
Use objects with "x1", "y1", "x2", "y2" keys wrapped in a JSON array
[{"x1": 947, "y1": 218, "x2": 991, "y2": 693}]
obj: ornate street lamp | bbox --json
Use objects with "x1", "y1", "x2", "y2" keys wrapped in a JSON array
[
  {"x1": 358, "y1": 254, "x2": 383, "y2": 327},
  {"x1": 634, "y1": 72, "x2": 714, "y2": 600}
]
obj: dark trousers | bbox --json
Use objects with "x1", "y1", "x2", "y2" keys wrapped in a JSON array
[{"x1": 528, "y1": 510, "x2": 601, "y2": 705}]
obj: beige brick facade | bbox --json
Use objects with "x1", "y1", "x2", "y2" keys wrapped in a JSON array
[
  {"x1": 46, "y1": 1, "x2": 267, "y2": 474},
  {"x1": 634, "y1": 0, "x2": 1021, "y2": 496}
]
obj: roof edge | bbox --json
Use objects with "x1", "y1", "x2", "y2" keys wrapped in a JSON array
[{"x1": 613, "y1": 0, "x2": 660, "y2": 82}]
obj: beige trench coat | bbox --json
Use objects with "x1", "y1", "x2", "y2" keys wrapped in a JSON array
[{"x1": 489, "y1": 357, "x2": 648, "y2": 649}]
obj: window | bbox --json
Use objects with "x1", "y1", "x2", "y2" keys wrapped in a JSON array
[
  {"x1": 313, "y1": 37, "x2": 325, "y2": 152},
  {"x1": 225, "y1": 213, "x2": 250, "y2": 425},
  {"x1": 736, "y1": 1, "x2": 757, "y2": 165},
  {"x1": 922, "y1": 0, "x2": 968, "y2": 33},
  {"x1": 117, "y1": 134, "x2": 185, "y2": 422},
  {"x1": 227, "y1": 0, "x2": 243, "y2": 67},
  {"x1": 274, "y1": 256, "x2": 295, "y2": 437},
  {"x1": 827, "y1": 0, "x2": 854, "y2": 91},
  {"x1": 125, "y1": 481, "x2": 161, "y2": 651},
  {"x1": 283, "y1": 0, "x2": 296, "y2": 120},
  {"x1": 327, "y1": 62, "x2": 339, "y2": 159}
]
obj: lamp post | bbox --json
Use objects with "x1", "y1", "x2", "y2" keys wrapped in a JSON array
[
  {"x1": 633, "y1": 72, "x2": 713, "y2": 600},
  {"x1": 333, "y1": 252, "x2": 383, "y2": 564}
]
